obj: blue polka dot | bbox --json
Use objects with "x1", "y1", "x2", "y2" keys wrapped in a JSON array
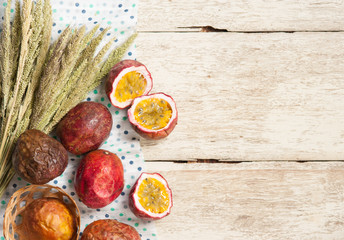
[
  {"x1": 75, "y1": 3, "x2": 79, "y2": 7},
  {"x1": 72, "y1": 16, "x2": 76, "y2": 20},
  {"x1": 116, "y1": 124, "x2": 121, "y2": 128},
  {"x1": 57, "y1": 30, "x2": 62, "y2": 34},
  {"x1": 100, "y1": 27, "x2": 104, "y2": 31},
  {"x1": 121, "y1": 156, "x2": 125, "y2": 160},
  {"x1": 87, "y1": 97, "x2": 91, "y2": 101},
  {"x1": 129, "y1": 161, "x2": 133, "y2": 165},
  {"x1": 132, "y1": 137, "x2": 136, "y2": 140},
  {"x1": 71, "y1": 158, "x2": 75, "y2": 161},
  {"x1": 124, "y1": 130, "x2": 128, "y2": 134},
  {"x1": 72, "y1": 171, "x2": 75, "y2": 175},
  {"x1": 82, "y1": 210, "x2": 86, "y2": 214},
  {"x1": 128, "y1": 52, "x2": 132, "y2": 56},
  {"x1": 118, "y1": 4, "x2": 122, "y2": 7},
  {"x1": 121, "y1": 192, "x2": 125, "y2": 196},
  {"x1": 123, "y1": 205, "x2": 128, "y2": 209},
  {"x1": 71, "y1": 192, "x2": 75, "y2": 196},
  {"x1": 124, "y1": 9, "x2": 128, "y2": 12},
  {"x1": 82, "y1": 9, "x2": 86, "y2": 14},
  {"x1": 60, "y1": 1, "x2": 63, "y2": 4},
  {"x1": 117, "y1": 138, "x2": 121, "y2": 141},
  {"x1": 138, "y1": 167, "x2": 142, "y2": 171},
  {"x1": 96, "y1": 209, "x2": 101, "y2": 212},
  {"x1": 88, "y1": 17, "x2": 92, "y2": 21},
  {"x1": 105, "y1": 214, "x2": 109, "y2": 218},
  {"x1": 94, "y1": 21, "x2": 98, "y2": 24},
  {"x1": 121, "y1": 21, "x2": 125, "y2": 25},
  {"x1": 13, "y1": 184, "x2": 17, "y2": 188},
  {"x1": 90, "y1": 215, "x2": 94, "y2": 219},
  {"x1": 131, "y1": 144, "x2": 135, "y2": 148},
  {"x1": 54, "y1": 180, "x2": 58, "y2": 184},
  {"x1": 115, "y1": 39, "x2": 118, "y2": 42},
  {"x1": 107, "y1": 33, "x2": 111, "y2": 36},
  {"x1": 62, "y1": 185, "x2": 66, "y2": 189},
  {"x1": 53, "y1": 22, "x2": 56, "y2": 26},
  {"x1": 130, "y1": 16, "x2": 134, "y2": 19}
]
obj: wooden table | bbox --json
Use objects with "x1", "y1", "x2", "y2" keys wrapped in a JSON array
[{"x1": 136, "y1": 1, "x2": 344, "y2": 239}]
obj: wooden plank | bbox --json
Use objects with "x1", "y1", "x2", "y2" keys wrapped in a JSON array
[
  {"x1": 138, "y1": 0, "x2": 344, "y2": 32},
  {"x1": 146, "y1": 162, "x2": 344, "y2": 240},
  {"x1": 136, "y1": 32, "x2": 344, "y2": 161}
]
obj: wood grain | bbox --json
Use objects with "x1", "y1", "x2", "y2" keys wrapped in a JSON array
[
  {"x1": 138, "y1": 0, "x2": 344, "y2": 32},
  {"x1": 146, "y1": 162, "x2": 344, "y2": 240},
  {"x1": 136, "y1": 32, "x2": 344, "y2": 161}
]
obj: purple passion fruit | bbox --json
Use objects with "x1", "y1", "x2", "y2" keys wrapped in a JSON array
[
  {"x1": 127, "y1": 92, "x2": 178, "y2": 140},
  {"x1": 56, "y1": 101, "x2": 112, "y2": 155},
  {"x1": 106, "y1": 60, "x2": 153, "y2": 109}
]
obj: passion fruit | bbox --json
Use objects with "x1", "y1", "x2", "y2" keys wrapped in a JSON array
[
  {"x1": 129, "y1": 172, "x2": 173, "y2": 220},
  {"x1": 127, "y1": 92, "x2": 178, "y2": 140},
  {"x1": 22, "y1": 198, "x2": 77, "y2": 240},
  {"x1": 12, "y1": 129, "x2": 68, "y2": 184},
  {"x1": 81, "y1": 219, "x2": 141, "y2": 240},
  {"x1": 106, "y1": 59, "x2": 153, "y2": 109},
  {"x1": 74, "y1": 149, "x2": 124, "y2": 209},
  {"x1": 56, "y1": 101, "x2": 112, "y2": 155}
]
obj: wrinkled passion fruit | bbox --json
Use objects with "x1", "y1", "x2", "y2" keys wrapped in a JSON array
[
  {"x1": 81, "y1": 219, "x2": 141, "y2": 240},
  {"x1": 106, "y1": 59, "x2": 153, "y2": 109},
  {"x1": 128, "y1": 92, "x2": 178, "y2": 140},
  {"x1": 74, "y1": 150, "x2": 124, "y2": 209},
  {"x1": 129, "y1": 172, "x2": 173, "y2": 220},
  {"x1": 12, "y1": 129, "x2": 68, "y2": 184},
  {"x1": 22, "y1": 198, "x2": 76, "y2": 240},
  {"x1": 56, "y1": 101, "x2": 112, "y2": 155}
]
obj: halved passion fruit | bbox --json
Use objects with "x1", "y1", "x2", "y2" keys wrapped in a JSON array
[
  {"x1": 106, "y1": 59, "x2": 153, "y2": 109},
  {"x1": 127, "y1": 92, "x2": 178, "y2": 140},
  {"x1": 129, "y1": 172, "x2": 172, "y2": 220}
]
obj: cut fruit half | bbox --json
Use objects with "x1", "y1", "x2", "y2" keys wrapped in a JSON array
[
  {"x1": 128, "y1": 92, "x2": 178, "y2": 140},
  {"x1": 129, "y1": 172, "x2": 173, "y2": 220},
  {"x1": 106, "y1": 60, "x2": 153, "y2": 109}
]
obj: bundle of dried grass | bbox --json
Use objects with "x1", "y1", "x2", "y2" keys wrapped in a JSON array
[{"x1": 0, "y1": 0, "x2": 136, "y2": 196}]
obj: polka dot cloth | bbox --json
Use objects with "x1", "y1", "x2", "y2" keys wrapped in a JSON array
[{"x1": 0, "y1": 1, "x2": 159, "y2": 240}]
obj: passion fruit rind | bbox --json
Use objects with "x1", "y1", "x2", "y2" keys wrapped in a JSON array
[
  {"x1": 129, "y1": 172, "x2": 173, "y2": 220},
  {"x1": 81, "y1": 219, "x2": 141, "y2": 240},
  {"x1": 106, "y1": 59, "x2": 153, "y2": 109},
  {"x1": 127, "y1": 92, "x2": 178, "y2": 140}
]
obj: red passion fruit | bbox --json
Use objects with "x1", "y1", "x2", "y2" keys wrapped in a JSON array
[
  {"x1": 56, "y1": 101, "x2": 112, "y2": 155},
  {"x1": 74, "y1": 150, "x2": 124, "y2": 209},
  {"x1": 81, "y1": 219, "x2": 141, "y2": 240},
  {"x1": 106, "y1": 59, "x2": 153, "y2": 109},
  {"x1": 129, "y1": 172, "x2": 173, "y2": 220},
  {"x1": 127, "y1": 92, "x2": 178, "y2": 140}
]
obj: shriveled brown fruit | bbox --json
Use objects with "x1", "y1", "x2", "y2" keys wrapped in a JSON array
[
  {"x1": 12, "y1": 129, "x2": 68, "y2": 184},
  {"x1": 81, "y1": 219, "x2": 141, "y2": 240}
]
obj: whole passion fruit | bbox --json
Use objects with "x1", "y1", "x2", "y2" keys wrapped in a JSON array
[
  {"x1": 127, "y1": 92, "x2": 178, "y2": 140},
  {"x1": 74, "y1": 149, "x2": 124, "y2": 209},
  {"x1": 106, "y1": 59, "x2": 153, "y2": 109},
  {"x1": 12, "y1": 129, "x2": 68, "y2": 184},
  {"x1": 22, "y1": 198, "x2": 77, "y2": 240},
  {"x1": 81, "y1": 219, "x2": 141, "y2": 240},
  {"x1": 56, "y1": 101, "x2": 112, "y2": 155},
  {"x1": 129, "y1": 172, "x2": 173, "y2": 220}
]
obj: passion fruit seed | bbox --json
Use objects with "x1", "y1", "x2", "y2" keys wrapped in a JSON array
[
  {"x1": 115, "y1": 71, "x2": 147, "y2": 103},
  {"x1": 134, "y1": 98, "x2": 172, "y2": 130},
  {"x1": 138, "y1": 177, "x2": 170, "y2": 214}
]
